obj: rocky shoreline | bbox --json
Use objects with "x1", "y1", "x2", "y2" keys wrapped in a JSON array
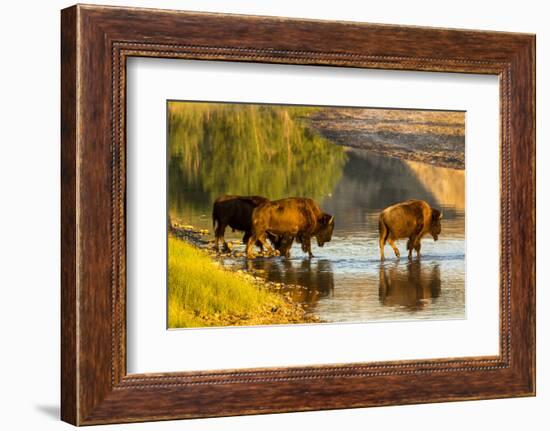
[
  {"x1": 169, "y1": 220, "x2": 321, "y2": 326},
  {"x1": 169, "y1": 220, "x2": 280, "y2": 258}
]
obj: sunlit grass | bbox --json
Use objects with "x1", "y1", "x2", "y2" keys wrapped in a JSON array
[{"x1": 168, "y1": 237, "x2": 283, "y2": 328}]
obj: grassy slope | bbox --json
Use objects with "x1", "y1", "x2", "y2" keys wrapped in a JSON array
[{"x1": 168, "y1": 237, "x2": 305, "y2": 328}]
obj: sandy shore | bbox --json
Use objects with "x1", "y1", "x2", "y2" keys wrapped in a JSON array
[{"x1": 305, "y1": 108, "x2": 465, "y2": 169}]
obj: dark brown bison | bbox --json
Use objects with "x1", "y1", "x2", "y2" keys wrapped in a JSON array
[
  {"x1": 379, "y1": 199, "x2": 442, "y2": 260},
  {"x1": 212, "y1": 195, "x2": 269, "y2": 252},
  {"x1": 212, "y1": 195, "x2": 290, "y2": 254},
  {"x1": 246, "y1": 197, "x2": 334, "y2": 259}
]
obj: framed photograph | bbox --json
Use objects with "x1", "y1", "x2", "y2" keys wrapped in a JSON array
[{"x1": 61, "y1": 4, "x2": 535, "y2": 425}]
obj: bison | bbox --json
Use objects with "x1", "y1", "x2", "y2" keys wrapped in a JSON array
[
  {"x1": 212, "y1": 195, "x2": 291, "y2": 254},
  {"x1": 246, "y1": 197, "x2": 334, "y2": 259},
  {"x1": 212, "y1": 195, "x2": 270, "y2": 252},
  {"x1": 378, "y1": 199, "x2": 442, "y2": 260}
]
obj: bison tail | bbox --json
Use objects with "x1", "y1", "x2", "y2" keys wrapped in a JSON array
[
  {"x1": 379, "y1": 215, "x2": 390, "y2": 243},
  {"x1": 212, "y1": 209, "x2": 217, "y2": 230}
]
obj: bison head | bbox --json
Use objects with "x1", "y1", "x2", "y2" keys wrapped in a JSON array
[
  {"x1": 430, "y1": 208, "x2": 442, "y2": 241},
  {"x1": 315, "y1": 213, "x2": 335, "y2": 247}
]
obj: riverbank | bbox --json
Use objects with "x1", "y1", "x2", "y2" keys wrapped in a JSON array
[
  {"x1": 304, "y1": 108, "x2": 465, "y2": 169},
  {"x1": 168, "y1": 228, "x2": 320, "y2": 328}
]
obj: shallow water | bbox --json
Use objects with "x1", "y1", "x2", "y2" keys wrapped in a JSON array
[{"x1": 172, "y1": 149, "x2": 465, "y2": 324}]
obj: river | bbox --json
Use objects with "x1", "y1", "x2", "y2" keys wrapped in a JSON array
[{"x1": 171, "y1": 148, "x2": 465, "y2": 323}]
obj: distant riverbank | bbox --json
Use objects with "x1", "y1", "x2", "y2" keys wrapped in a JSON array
[{"x1": 305, "y1": 108, "x2": 465, "y2": 169}]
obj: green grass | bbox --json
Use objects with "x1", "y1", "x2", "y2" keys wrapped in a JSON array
[{"x1": 168, "y1": 237, "x2": 283, "y2": 328}]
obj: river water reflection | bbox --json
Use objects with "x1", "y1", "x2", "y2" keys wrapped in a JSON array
[{"x1": 175, "y1": 149, "x2": 465, "y2": 323}]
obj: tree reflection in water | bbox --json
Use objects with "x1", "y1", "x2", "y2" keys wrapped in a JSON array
[{"x1": 168, "y1": 102, "x2": 347, "y2": 220}]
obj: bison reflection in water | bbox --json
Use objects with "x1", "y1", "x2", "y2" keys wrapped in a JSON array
[
  {"x1": 246, "y1": 258, "x2": 335, "y2": 307},
  {"x1": 378, "y1": 261, "x2": 441, "y2": 311}
]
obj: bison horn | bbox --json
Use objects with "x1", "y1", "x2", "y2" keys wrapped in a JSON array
[
  {"x1": 329, "y1": 215, "x2": 334, "y2": 224},
  {"x1": 438, "y1": 212, "x2": 443, "y2": 219}
]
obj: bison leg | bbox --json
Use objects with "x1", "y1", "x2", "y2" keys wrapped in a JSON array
[
  {"x1": 408, "y1": 223, "x2": 424, "y2": 259},
  {"x1": 246, "y1": 230, "x2": 273, "y2": 258},
  {"x1": 279, "y1": 236, "x2": 295, "y2": 258},
  {"x1": 214, "y1": 222, "x2": 229, "y2": 252},
  {"x1": 407, "y1": 237, "x2": 415, "y2": 259},
  {"x1": 301, "y1": 236, "x2": 314, "y2": 259},
  {"x1": 256, "y1": 233, "x2": 274, "y2": 255},
  {"x1": 245, "y1": 233, "x2": 257, "y2": 258},
  {"x1": 388, "y1": 237, "x2": 400, "y2": 258},
  {"x1": 379, "y1": 217, "x2": 390, "y2": 261},
  {"x1": 414, "y1": 240, "x2": 422, "y2": 258},
  {"x1": 243, "y1": 232, "x2": 264, "y2": 252},
  {"x1": 407, "y1": 238, "x2": 422, "y2": 259},
  {"x1": 379, "y1": 238, "x2": 386, "y2": 261},
  {"x1": 266, "y1": 232, "x2": 286, "y2": 255},
  {"x1": 272, "y1": 235, "x2": 294, "y2": 258}
]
